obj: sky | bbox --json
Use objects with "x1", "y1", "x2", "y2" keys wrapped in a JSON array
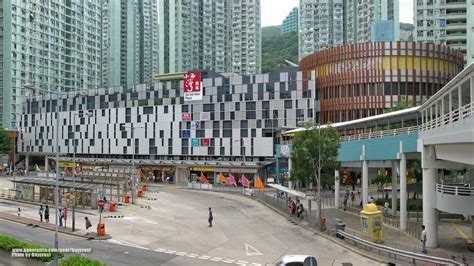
[{"x1": 261, "y1": 0, "x2": 414, "y2": 27}]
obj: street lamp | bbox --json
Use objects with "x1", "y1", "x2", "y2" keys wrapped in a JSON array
[
  {"x1": 71, "y1": 109, "x2": 92, "y2": 232},
  {"x1": 125, "y1": 124, "x2": 144, "y2": 204},
  {"x1": 24, "y1": 84, "x2": 61, "y2": 266}
]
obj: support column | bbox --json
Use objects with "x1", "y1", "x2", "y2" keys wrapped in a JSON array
[
  {"x1": 391, "y1": 160, "x2": 398, "y2": 216},
  {"x1": 399, "y1": 141, "x2": 407, "y2": 231},
  {"x1": 25, "y1": 155, "x2": 30, "y2": 176},
  {"x1": 288, "y1": 157, "x2": 292, "y2": 189},
  {"x1": 45, "y1": 157, "x2": 49, "y2": 178},
  {"x1": 335, "y1": 170, "x2": 340, "y2": 209},
  {"x1": 422, "y1": 168, "x2": 438, "y2": 248},
  {"x1": 361, "y1": 145, "x2": 368, "y2": 205}
]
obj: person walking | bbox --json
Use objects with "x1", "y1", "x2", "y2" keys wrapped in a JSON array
[
  {"x1": 39, "y1": 205, "x2": 44, "y2": 222},
  {"x1": 208, "y1": 207, "x2": 213, "y2": 227},
  {"x1": 44, "y1": 205, "x2": 50, "y2": 223},
  {"x1": 343, "y1": 193, "x2": 349, "y2": 211},
  {"x1": 85, "y1": 217, "x2": 92, "y2": 235},
  {"x1": 421, "y1": 225, "x2": 427, "y2": 253},
  {"x1": 59, "y1": 208, "x2": 64, "y2": 227},
  {"x1": 17, "y1": 208, "x2": 21, "y2": 216},
  {"x1": 383, "y1": 202, "x2": 389, "y2": 217}
]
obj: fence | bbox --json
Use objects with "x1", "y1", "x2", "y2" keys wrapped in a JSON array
[{"x1": 0, "y1": 188, "x2": 16, "y2": 199}]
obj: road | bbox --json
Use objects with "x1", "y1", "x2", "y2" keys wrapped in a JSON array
[{"x1": 0, "y1": 184, "x2": 379, "y2": 265}]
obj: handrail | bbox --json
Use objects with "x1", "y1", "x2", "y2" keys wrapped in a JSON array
[
  {"x1": 340, "y1": 125, "x2": 419, "y2": 142},
  {"x1": 436, "y1": 183, "x2": 474, "y2": 196},
  {"x1": 420, "y1": 103, "x2": 473, "y2": 132},
  {"x1": 336, "y1": 230, "x2": 464, "y2": 265}
]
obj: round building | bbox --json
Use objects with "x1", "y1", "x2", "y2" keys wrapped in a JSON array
[{"x1": 299, "y1": 41, "x2": 465, "y2": 123}]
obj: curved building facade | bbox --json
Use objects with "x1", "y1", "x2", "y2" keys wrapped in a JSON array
[{"x1": 299, "y1": 42, "x2": 465, "y2": 123}]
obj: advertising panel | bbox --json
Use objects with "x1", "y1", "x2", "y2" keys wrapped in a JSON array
[
  {"x1": 200, "y1": 112, "x2": 210, "y2": 121},
  {"x1": 181, "y1": 113, "x2": 191, "y2": 121},
  {"x1": 191, "y1": 138, "x2": 200, "y2": 147},
  {"x1": 182, "y1": 130, "x2": 191, "y2": 138},
  {"x1": 183, "y1": 72, "x2": 202, "y2": 101},
  {"x1": 200, "y1": 138, "x2": 210, "y2": 147}
]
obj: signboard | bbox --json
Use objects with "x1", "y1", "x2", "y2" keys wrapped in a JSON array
[
  {"x1": 181, "y1": 113, "x2": 191, "y2": 121},
  {"x1": 183, "y1": 72, "x2": 202, "y2": 101},
  {"x1": 190, "y1": 167, "x2": 214, "y2": 172},
  {"x1": 182, "y1": 130, "x2": 191, "y2": 139},
  {"x1": 191, "y1": 121, "x2": 201, "y2": 130},
  {"x1": 280, "y1": 145, "x2": 291, "y2": 158},
  {"x1": 59, "y1": 162, "x2": 76, "y2": 168},
  {"x1": 191, "y1": 138, "x2": 200, "y2": 147},
  {"x1": 200, "y1": 138, "x2": 210, "y2": 147},
  {"x1": 200, "y1": 112, "x2": 210, "y2": 121}
]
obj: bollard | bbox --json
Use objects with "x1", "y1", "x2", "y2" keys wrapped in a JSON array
[{"x1": 97, "y1": 222, "x2": 106, "y2": 236}]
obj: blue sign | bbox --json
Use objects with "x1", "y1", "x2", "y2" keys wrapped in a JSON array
[
  {"x1": 194, "y1": 121, "x2": 201, "y2": 129},
  {"x1": 439, "y1": 20, "x2": 446, "y2": 28},
  {"x1": 182, "y1": 130, "x2": 190, "y2": 138}
]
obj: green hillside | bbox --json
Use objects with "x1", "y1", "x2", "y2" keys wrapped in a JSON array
[{"x1": 261, "y1": 26, "x2": 299, "y2": 74}]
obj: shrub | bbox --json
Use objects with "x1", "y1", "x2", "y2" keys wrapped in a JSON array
[
  {"x1": 61, "y1": 255, "x2": 107, "y2": 266},
  {"x1": 0, "y1": 234, "x2": 63, "y2": 262},
  {"x1": 375, "y1": 198, "x2": 423, "y2": 212}
]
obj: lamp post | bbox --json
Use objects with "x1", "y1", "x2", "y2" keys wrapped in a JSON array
[
  {"x1": 125, "y1": 124, "x2": 144, "y2": 204},
  {"x1": 71, "y1": 109, "x2": 91, "y2": 232},
  {"x1": 24, "y1": 85, "x2": 61, "y2": 266}
]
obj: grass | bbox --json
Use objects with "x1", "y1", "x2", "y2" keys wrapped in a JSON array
[
  {"x1": 60, "y1": 255, "x2": 107, "y2": 266},
  {"x1": 0, "y1": 234, "x2": 63, "y2": 262}
]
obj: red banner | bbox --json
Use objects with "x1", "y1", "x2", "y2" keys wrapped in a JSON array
[
  {"x1": 183, "y1": 72, "x2": 202, "y2": 101},
  {"x1": 200, "y1": 138, "x2": 210, "y2": 147}
]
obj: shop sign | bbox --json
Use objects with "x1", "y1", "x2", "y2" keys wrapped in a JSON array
[
  {"x1": 214, "y1": 168, "x2": 258, "y2": 174},
  {"x1": 191, "y1": 138, "x2": 200, "y2": 147},
  {"x1": 59, "y1": 162, "x2": 76, "y2": 168},
  {"x1": 191, "y1": 167, "x2": 214, "y2": 172},
  {"x1": 200, "y1": 138, "x2": 209, "y2": 146},
  {"x1": 183, "y1": 72, "x2": 202, "y2": 101},
  {"x1": 182, "y1": 113, "x2": 191, "y2": 121},
  {"x1": 191, "y1": 121, "x2": 201, "y2": 129},
  {"x1": 182, "y1": 130, "x2": 191, "y2": 138}
]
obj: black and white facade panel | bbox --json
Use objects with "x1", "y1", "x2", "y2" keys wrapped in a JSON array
[{"x1": 18, "y1": 70, "x2": 317, "y2": 160}]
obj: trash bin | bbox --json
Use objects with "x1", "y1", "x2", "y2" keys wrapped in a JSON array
[
  {"x1": 137, "y1": 189, "x2": 143, "y2": 197},
  {"x1": 97, "y1": 222, "x2": 106, "y2": 236},
  {"x1": 360, "y1": 203, "x2": 384, "y2": 243},
  {"x1": 141, "y1": 184, "x2": 148, "y2": 191},
  {"x1": 124, "y1": 195, "x2": 130, "y2": 203},
  {"x1": 320, "y1": 216, "x2": 327, "y2": 231},
  {"x1": 109, "y1": 201, "x2": 116, "y2": 212},
  {"x1": 333, "y1": 218, "x2": 346, "y2": 239}
]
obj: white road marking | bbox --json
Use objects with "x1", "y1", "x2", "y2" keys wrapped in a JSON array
[
  {"x1": 198, "y1": 256, "x2": 210, "y2": 260},
  {"x1": 155, "y1": 248, "x2": 166, "y2": 252},
  {"x1": 238, "y1": 261, "x2": 248, "y2": 264},
  {"x1": 164, "y1": 250, "x2": 176, "y2": 254},
  {"x1": 223, "y1": 259, "x2": 235, "y2": 263},
  {"x1": 186, "y1": 254, "x2": 198, "y2": 258},
  {"x1": 245, "y1": 243, "x2": 263, "y2": 256},
  {"x1": 176, "y1": 251, "x2": 187, "y2": 256},
  {"x1": 211, "y1": 257, "x2": 222, "y2": 262},
  {"x1": 251, "y1": 263, "x2": 262, "y2": 266},
  {"x1": 152, "y1": 247, "x2": 261, "y2": 265}
]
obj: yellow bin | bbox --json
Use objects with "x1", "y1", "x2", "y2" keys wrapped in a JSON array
[{"x1": 360, "y1": 203, "x2": 384, "y2": 243}]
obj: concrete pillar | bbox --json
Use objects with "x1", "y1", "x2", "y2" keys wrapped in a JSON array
[
  {"x1": 422, "y1": 168, "x2": 438, "y2": 248},
  {"x1": 25, "y1": 155, "x2": 30, "y2": 176},
  {"x1": 399, "y1": 141, "x2": 407, "y2": 231},
  {"x1": 288, "y1": 157, "x2": 292, "y2": 189},
  {"x1": 361, "y1": 145, "x2": 368, "y2": 205},
  {"x1": 335, "y1": 170, "x2": 340, "y2": 209},
  {"x1": 391, "y1": 160, "x2": 398, "y2": 216}
]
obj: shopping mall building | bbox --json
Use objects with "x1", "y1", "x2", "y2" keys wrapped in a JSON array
[{"x1": 17, "y1": 42, "x2": 464, "y2": 183}]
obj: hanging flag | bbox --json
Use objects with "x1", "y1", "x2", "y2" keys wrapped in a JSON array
[
  {"x1": 219, "y1": 173, "x2": 228, "y2": 184},
  {"x1": 254, "y1": 176, "x2": 265, "y2": 192},
  {"x1": 200, "y1": 172, "x2": 209, "y2": 184},
  {"x1": 229, "y1": 173, "x2": 237, "y2": 186},
  {"x1": 241, "y1": 174, "x2": 250, "y2": 188},
  {"x1": 139, "y1": 169, "x2": 147, "y2": 180},
  {"x1": 76, "y1": 166, "x2": 82, "y2": 175},
  {"x1": 64, "y1": 167, "x2": 70, "y2": 176},
  {"x1": 72, "y1": 167, "x2": 77, "y2": 176}
]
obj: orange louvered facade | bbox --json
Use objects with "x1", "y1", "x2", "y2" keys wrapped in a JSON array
[{"x1": 299, "y1": 42, "x2": 465, "y2": 123}]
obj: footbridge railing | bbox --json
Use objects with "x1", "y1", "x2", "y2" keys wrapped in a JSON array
[{"x1": 340, "y1": 126, "x2": 419, "y2": 142}]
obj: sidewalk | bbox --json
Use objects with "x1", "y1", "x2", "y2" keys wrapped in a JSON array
[
  {"x1": 0, "y1": 211, "x2": 110, "y2": 240},
  {"x1": 322, "y1": 208, "x2": 474, "y2": 263}
]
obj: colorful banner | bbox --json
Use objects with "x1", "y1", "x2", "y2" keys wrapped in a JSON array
[
  {"x1": 200, "y1": 138, "x2": 209, "y2": 147},
  {"x1": 184, "y1": 72, "x2": 202, "y2": 101},
  {"x1": 182, "y1": 130, "x2": 191, "y2": 138},
  {"x1": 191, "y1": 138, "x2": 200, "y2": 147}
]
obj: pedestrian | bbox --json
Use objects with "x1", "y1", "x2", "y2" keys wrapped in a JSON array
[
  {"x1": 287, "y1": 197, "x2": 293, "y2": 215},
  {"x1": 350, "y1": 191, "x2": 355, "y2": 204},
  {"x1": 45, "y1": 205, "x2": 50, "y2": 223},
  {"x1": 39, "y1": 205, "x2": 44, "y2": 222},
  {"x1": 383, "y1": 202, "x2": 389, "y2": 217},
  {"x1": 297, "y1": 201, "x2": 304, "y2": 219},
  {"x1": 208, "y1": 207, "x2": 213, "y2": 227},
  {"x1": 59, "y1": 208, "x2": 64, "y2": 227},
  {"x1": 17, "y1": 207, "x2": 21, "y2": 216},
  {"x1": 421, "y1": 225, "x2": 427, "y2": 253},
  {"x1": 343, "y1": 193, "x2": 348, "y2": 211},
  {"x1": 85, "y1": 217, "x2": 92, "y2": 235}
]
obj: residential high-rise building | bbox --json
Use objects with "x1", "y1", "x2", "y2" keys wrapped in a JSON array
[
  {"x1": 299, "y1": 0, "x2": 344, "y2": 60},
  {"x1": 414, "y1": 0, "x2": 474, "y2": 66},
  {"x1": 299, "y1": 0, "x2": 399, "y2": 60},
  {"x1": 0, "y1": 0, "x2": 102, "y2": 128},
  {"x1": 281, "y1": 7, "x2": 298, "y2": 34},
  {"x1": 101, "y1": 0, "x2": 159, "y2": 88},
  {"x1": 159, "y1": 0, "x2": 261, "y2": 75}
]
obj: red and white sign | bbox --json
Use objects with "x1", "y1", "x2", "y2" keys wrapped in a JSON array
[
  {"x1": 181, "y1": 113, "x2": 191, "y2": 121},
  {"x1": 184, "y1": 72, "x2": 203, "y2": 101},
  {"x1": 200, "y1": 138, "x2": 210, "y2": 147}
]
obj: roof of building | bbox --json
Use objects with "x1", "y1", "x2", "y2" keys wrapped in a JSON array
[{"x1": 12, "y1": 178, "x2": 98, "y2": 191}]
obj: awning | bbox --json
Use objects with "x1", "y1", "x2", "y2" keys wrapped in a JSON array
[
  {"x1": 12, "y1": 178, "x2": 98, "y2": 191},
  {"x1": 268, "y1": 184, "x2": 306, "y2": 198}
]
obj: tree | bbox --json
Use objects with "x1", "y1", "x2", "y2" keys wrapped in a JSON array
[
  {"x1": 289, "y1": 121, "x2": 340, "y2": 187},
  {"x1": 0, "y1": 126, "x2": 11, "y2": 156},
  {"x1": 261, "y1": 26, "x2": 298, "y2": 73}
]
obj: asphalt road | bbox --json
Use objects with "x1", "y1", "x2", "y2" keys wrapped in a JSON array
[{"x1": 0, "y1": 219, "x2": 177, "y2": 266}]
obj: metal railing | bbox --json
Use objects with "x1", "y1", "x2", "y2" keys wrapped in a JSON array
[
  {"x1": 336, "y1": 230, "x2": 465, "y2": 265},
  {"x1": 436, "y1": 183, "x2": 474, "y2": 196},
  {"x1": 340, "y1": 126, "x2": 419, "y2": 142},
  {"x1": 0, "y1": 188, "x2": 16, "y2": 199},
  {"x1": 421, "y1": 103, "x2": 473, "y2": 132}
]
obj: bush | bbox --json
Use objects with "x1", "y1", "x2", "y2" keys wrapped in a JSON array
[
  {"x1": 0, "y1": 234, "x2": 63, "y2": 262},
  {"x1": 61, "y1": 255, "x2": 107, "y2": 266},
  {"x1": 375, "y1": 198, "x2": 423, "y2": 212}
]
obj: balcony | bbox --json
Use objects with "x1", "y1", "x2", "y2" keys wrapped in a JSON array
[{"x1": 436, "y1": 184, "x2": 474, "y2": 215}]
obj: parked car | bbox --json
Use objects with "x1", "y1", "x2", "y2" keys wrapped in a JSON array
[{"x1": 276, "y1": 255, "x2": 317, "y2": 266}]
